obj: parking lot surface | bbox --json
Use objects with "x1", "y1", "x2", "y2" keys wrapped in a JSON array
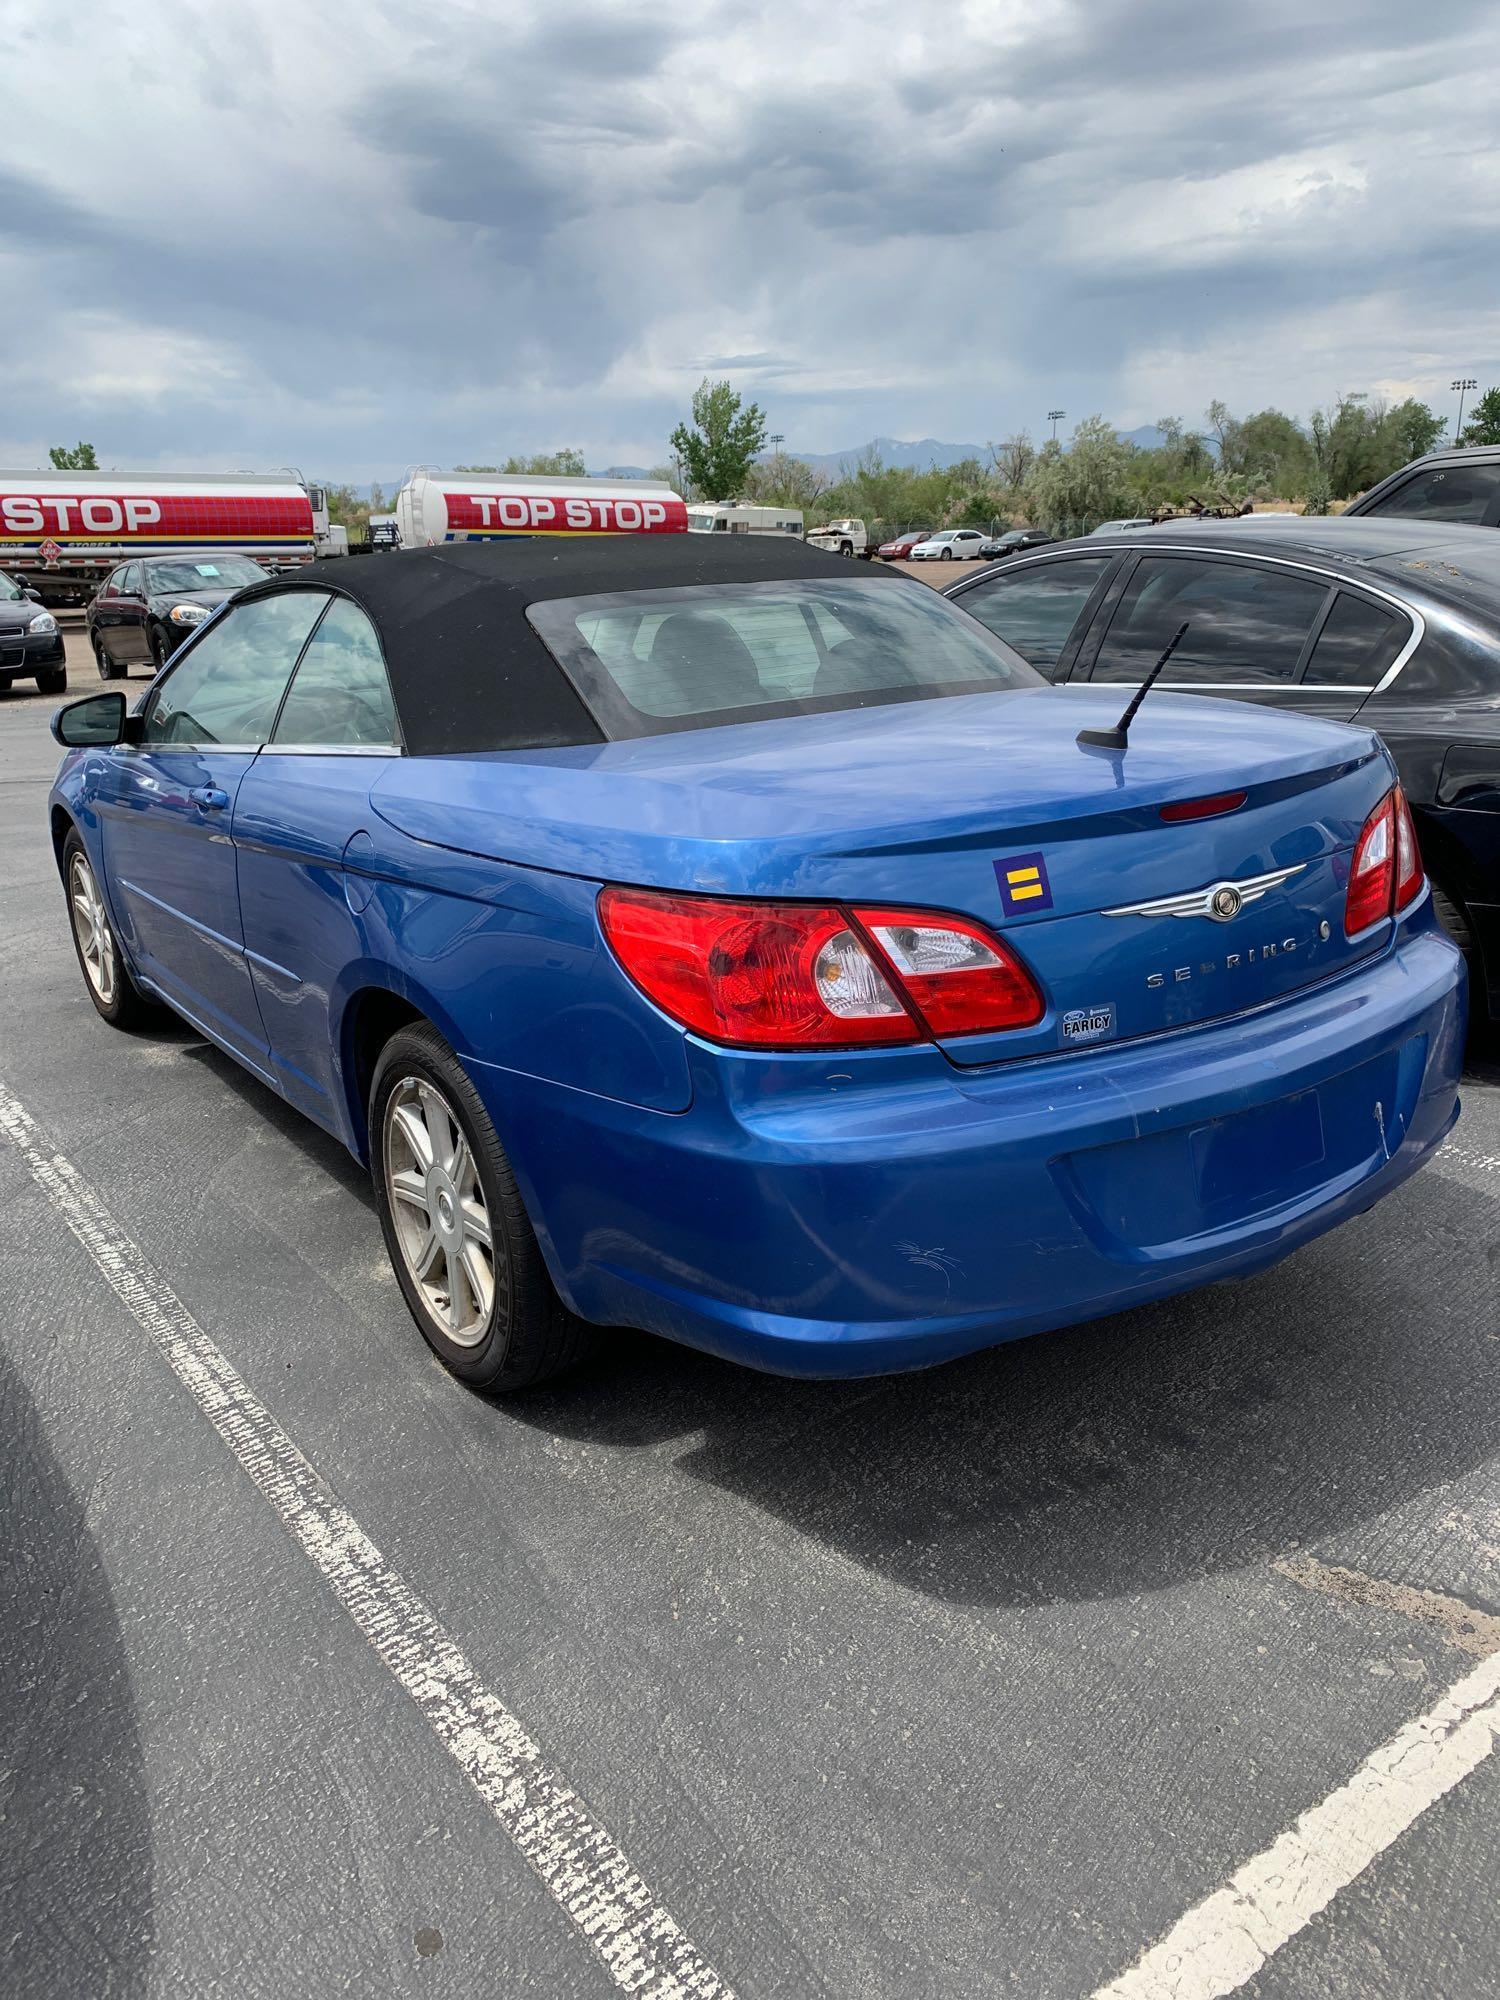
[{"x1": 2, "y1": 636, "x2": 1498, "y2": 1999}]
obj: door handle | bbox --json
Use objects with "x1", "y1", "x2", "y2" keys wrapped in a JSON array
[{"x1": 189, "y1": 785, "x2": 230, "y2": 811}]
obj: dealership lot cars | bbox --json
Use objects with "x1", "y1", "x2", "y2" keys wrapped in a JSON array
[{"x1": 3, "y1": 636, "x2": 1499, "y2": 2000}]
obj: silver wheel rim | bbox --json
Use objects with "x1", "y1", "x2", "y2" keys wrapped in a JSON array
[
  {"x1": 69, "y1": 852, "x2": 117, "y2": 1006},
  {"x1": 382, "y1": 1076, "x2": 496, "y2": 1347}
]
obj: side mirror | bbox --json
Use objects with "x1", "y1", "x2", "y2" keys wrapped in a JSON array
[
  {"x1": 52, "y1": 690, "x2": 131, "y2": 748},
  {"x1": 25, "y1": 587, "x2": 44, "y2": 604}
]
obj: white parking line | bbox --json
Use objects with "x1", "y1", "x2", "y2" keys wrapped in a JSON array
[
  {"x1": 0, "y1": 1077, "x2": 733, "y2": 2000},
  {"x1": 1091, "y1": 1650, "x2": 1500, "y2": 2000},
  {"x1": 1437, "y1": 1139, "x2": 1500, "y2": 1181}
]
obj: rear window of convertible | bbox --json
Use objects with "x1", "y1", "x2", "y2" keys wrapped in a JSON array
[{"x1": 525, "y1": 577, "x2": 1040, "y2": 739}]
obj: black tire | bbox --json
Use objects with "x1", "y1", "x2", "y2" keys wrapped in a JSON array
[
  {"x1": 839, "y1": 540, "x2": 853, "y2": 558},
  {"x1": 35, "y1": 663, "x2": 67, "y2": 694},
  {"x1": 61, "y1": 830, "x2": 157, "y2": 1029},
  {"x1": 93, "y1": 634, "x2": 120, "y2": 681},
  {"x1": 369, "y1": 1022, "x2": 594, "y2": 1392},
  {"x1": 150, "y1": 627, "x2": 171, "y2": 672},
  {"x1": 940, "y1": 547, "x2": 954, "y2": 560},
  {"x1": 1432, "y1": 882, "x2": 1486, "y2": 1015}
]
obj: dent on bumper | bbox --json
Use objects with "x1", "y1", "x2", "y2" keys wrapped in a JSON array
[{"x1": 471, "y1": 929, "x2": 1467, "y2": 1378}]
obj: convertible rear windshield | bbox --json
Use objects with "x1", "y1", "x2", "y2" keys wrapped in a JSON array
[{"x1": 526, "y1": 576, "x2": 1040, "y2": 739}]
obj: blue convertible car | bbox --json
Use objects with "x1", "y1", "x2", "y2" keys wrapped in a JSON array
[{"x1": 50, "y1": 536, "x2": 1465, "y2": 1390}]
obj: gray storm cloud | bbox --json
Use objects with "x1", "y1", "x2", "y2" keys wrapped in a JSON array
[{"x1": 4, "y1": 0, "x2": 1497, "y2": 477}]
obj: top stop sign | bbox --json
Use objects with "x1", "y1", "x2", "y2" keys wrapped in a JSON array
[{"x1": 39, "y1": 538, "x2": 61, "y2": 565}]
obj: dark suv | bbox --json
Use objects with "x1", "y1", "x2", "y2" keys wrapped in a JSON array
[
  {"x1": 87, "y1": 552, "x2": 269, "y2": 678},
  {"x1": 1346, "y1": 447, "x2": 1500, "y2": 528}
]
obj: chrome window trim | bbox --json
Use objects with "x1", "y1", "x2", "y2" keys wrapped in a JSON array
[
  {"x1": 126, "y1": 741, "x2": 263, "y2": 754},
  {"x1": 953, "y1": 542, "x2": 1425, "y2": 695},
  {"x1": 1152, "y1": 681, "x2": 1376, "y2": 694},
  {"x1": 257, "y1": 743, "x2": 401, "y2": 757}
]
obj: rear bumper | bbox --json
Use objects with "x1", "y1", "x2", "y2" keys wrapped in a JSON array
[{"x1": 469, "y1": 926, "x2": 1467, "y2": 1377}]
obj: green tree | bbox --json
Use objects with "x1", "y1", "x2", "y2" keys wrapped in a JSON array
[
  {"x1": 321, "y1": 482, "x2": 369, "y2": 532},
  {"x1": 669, "y1": 379, "x2": 768, "y2": 502},
  {"x1": 1205, "y1": 399, "x2": 1244, "y2": 473},
  {"x1": 49, "y1": 441, "x2": 98, "y2": 469},
  {"x1": 1023, "y1": 415, "x2": 1135, "y2": 536},
  {"x1": 454, "y1": 450, "x2": 587, "y2": 475},
  {"x1": 989, "y1": 432, "x2": 1035, "y2": 489},
  {"x1": 743, "y1": 450, "x2": 830, "y2": 510},
  {"x1": 1387, "y1": 398, "x2": 1445, "y2": 461},
  {"x1": 1236, "y1": 409, "x2": 1316, "y2": 496},
  {"x1": 1459, "y1": 387, "x2": 1500, "y2": 446}
]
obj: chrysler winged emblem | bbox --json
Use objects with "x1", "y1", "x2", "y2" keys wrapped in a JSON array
[{"x1": 1103, "y1": 862, "x2": 1306, "y2": 922}]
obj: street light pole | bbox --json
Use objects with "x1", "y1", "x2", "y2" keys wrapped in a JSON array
[
  {"x1": 1048, "y1": 409, "x2": 1066, "y2": 442},
  {"x1": 1452, "y1": 378, "x2": 1477, "y2": 447}
]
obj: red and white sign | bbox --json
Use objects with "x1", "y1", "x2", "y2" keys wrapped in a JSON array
[
  {"x1": 440, "y1": 489, "x2": 687, "y2": 536},
  {"x1": 0, "y1": 490, "x2": 313, "y2": 542},
  {"x1": 0, "y1": 476, "x2": 319, "y2": 574}
]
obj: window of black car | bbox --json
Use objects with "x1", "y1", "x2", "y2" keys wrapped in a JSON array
[
  {"x1": 142, "y1": 592, "x2": 328, "y2": 747},
  {"x1": 1360, "y1": 461, "x2": 1500, "y2": 525},
  {"x1": 116, "y1": 564, "x2": 140, "y2": 595},
  {"x1": 1, "y1": 570, "x2": 22, "y2": 601},
  {"x1": 1306, "y1": 591, "x2": 1409, "y2": 687},
  {"x1": 528, "y1": 577, "x2": 1041, "y2": 738},
  {"x1": 1090, "y1": 556, "x2": 1328, "y2": 685},
  {"x1": 145, "y1": 556, "x2": 266, "y2": 594},
  {"x1": 958, "y1": 557, "x2": 1112, "y2": 675},
  {"x1": 271, "y1": 598, "x2": 399, "y2": 748}
]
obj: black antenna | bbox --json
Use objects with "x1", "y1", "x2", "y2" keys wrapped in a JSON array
[{"x1": 1077, "y1": 621, "x2": 1190, "y2": 751}]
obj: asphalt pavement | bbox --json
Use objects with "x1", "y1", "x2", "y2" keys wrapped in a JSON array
[{"x1": 2, "y1": 634, "x2": 1497, "y2": 1999}]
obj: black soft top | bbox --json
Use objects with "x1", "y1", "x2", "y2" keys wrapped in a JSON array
[{"x1": 254, "y1": 535, "x2": 894, "y2": 755}]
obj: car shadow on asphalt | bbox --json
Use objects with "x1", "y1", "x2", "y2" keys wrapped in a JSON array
[
  {"x1": 173, "y1": 1028, "x2": 1498, "y2": 1615},
  {"x1": 512, "y1": 1162, "x2": 1499, "y2": 1612},
  {"x1": 177, "y1": 1039, "x2": 374, "y2": 1207}
]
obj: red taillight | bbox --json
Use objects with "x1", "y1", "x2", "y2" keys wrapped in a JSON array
[
  {"x1": 1344, "y1": 787, "x2": 1424, "y2": 935},
  {"x1": 598, "y1": 889, "x2": 918, "y2": 1048},
  {"x1": 598, "y1": 888, "x2": 1043, "y2": 1049},
  {"x1": 854, "y1": 907, "x2": 1044, "y2": 1034},
  {"x1": 1393, "y1": 786, "x2": 1424, "y2": 911},
  {"x1": 1158, "y1": 790, "x2": 1247, "y2": 824}
]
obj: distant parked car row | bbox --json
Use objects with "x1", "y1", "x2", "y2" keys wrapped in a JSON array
[{"x1": 877, "y1": 527, "x2": 1056, "y2": 563}]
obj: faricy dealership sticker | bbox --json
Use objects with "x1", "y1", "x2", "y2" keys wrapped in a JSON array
[
  {"x1": 1062, "y1": 1004, "x2": 1115, "y2": 1044},
  {"x1": 995, "y1": 851, "x2": 1054, "y2": 915}
]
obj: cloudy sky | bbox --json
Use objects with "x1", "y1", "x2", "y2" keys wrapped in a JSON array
[{"x1": 5, "y1": 0, "x2": 1499, "y2": 479}]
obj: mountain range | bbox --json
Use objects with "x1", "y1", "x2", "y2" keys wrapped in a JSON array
[{"x1": 600, "y1": 425, "x2": 1175, "y2": 481}]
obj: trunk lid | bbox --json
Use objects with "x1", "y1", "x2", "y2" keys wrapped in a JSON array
[{"x1": 372, "y1": 686, "x2": 1394, "y2": 1064}]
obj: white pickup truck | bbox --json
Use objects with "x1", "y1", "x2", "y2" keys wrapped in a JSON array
[{"x1": 805, "y1": 518, "x2": 873, "y2": 558}]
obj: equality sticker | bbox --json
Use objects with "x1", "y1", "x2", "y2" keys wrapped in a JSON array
[{"x1": 995, "y1": 850, "x2": 1054, "y2": 916}]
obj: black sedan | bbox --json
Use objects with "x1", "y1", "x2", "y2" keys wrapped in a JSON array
[
  {"x1": 87, "y1": 552, "x2": 269, "y2": 678},
  {"x1": 977, "y1": 528, "x2": 1053, "y2": 562},
  {"x1": 944, "y1": 515, "x2": 1500, "y2": 1019},
  {"x1": 0, "y1": 567, "x2": 67, "y2": 694}
]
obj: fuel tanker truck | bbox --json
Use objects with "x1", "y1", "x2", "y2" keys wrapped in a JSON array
[
  {"x1": 0, "y1": 469, "x2": 343, "y2": 607},
  {"x1": 391, "y1": 469, "x2": 686, "y2": 547}
]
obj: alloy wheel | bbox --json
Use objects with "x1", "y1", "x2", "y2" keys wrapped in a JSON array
[
  {"x1": 381, "y1": 1076, "x2": 497, "y2": 1346},
  {"x1": 69, "y1": 852, "x2": 117, "y2": 1006}
]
